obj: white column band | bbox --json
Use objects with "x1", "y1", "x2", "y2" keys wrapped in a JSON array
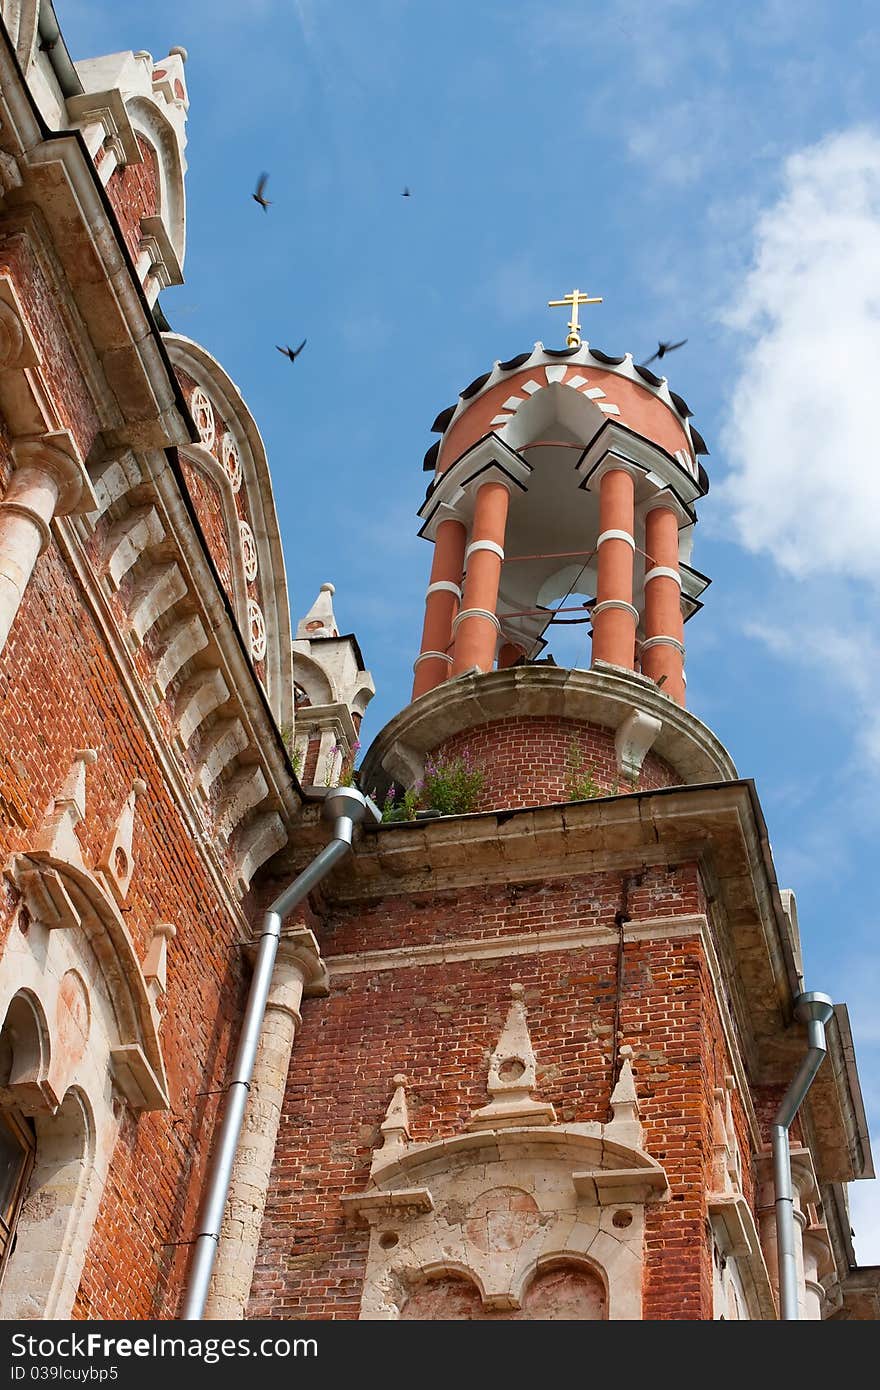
[
  {"x1": 596, "y1": 529, "x2": 635, "y2": 550},
  {"x1": 465, "y1": 539, "x2": 504, "y2": 561},
  {"x1": 413, "y1": 650, "x2": 453, "y2": 670},
  {"x1": 452, "y1": 607, "x2": 502, "y2": 633},
  {"x1": 643, "y1": 565, "x2": 681, "y2": 587},
  {"x1": 425, "y1": 580, "x2": 462, "y2": 598},
  {"x1": 591, "y1": 599, "x2": 639, "y2": 622},
  {"x1": 640, "y1": 634, "x2": 685, "y2": 656}
]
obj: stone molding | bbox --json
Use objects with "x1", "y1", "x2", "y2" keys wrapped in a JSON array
[{"x1": 359, "y1": 663, "x2": 737, "y2": 799}]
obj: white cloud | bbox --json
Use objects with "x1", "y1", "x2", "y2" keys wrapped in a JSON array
[{"x1": 719, "y1": 129, "x2": 880, "y2": 578}]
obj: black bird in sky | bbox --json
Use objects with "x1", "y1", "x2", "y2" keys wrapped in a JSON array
[
  {"x1": 401, "y1": 186, "x2": 411, "y2": 197},
  {"x1": 252, "y1": 173, "x2": 271, "y2": 210},
  {"x1": 640, "y1": 338, "x2": 688, "y2": 366},
  {"x1": 276, "y1": 340, "x2": 307, "y2": 362}
]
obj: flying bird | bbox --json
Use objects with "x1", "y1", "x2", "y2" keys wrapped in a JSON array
[
  {"x1": 401, "y1": 186, "x2": 411, "y2": 197},
  {"x1": 276, "y1": 340, "x2": 307, "y2": 362},
  {"x1": 252, "y1": 173, "x2": 271, "y2": 211},
  {"x1": 640, "y1": 339, "x2": 687, "y2": 366}
]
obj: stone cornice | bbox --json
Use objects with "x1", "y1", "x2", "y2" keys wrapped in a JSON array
[{"x1": 359, "y1": 663, "x2": 737, "y2": 797}]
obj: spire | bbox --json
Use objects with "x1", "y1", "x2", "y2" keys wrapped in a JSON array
[
  {"x1": 296, "y1": 582, "x2": 338, "y2": 639},
  {"x1": 468, "y1": 983, "x2": 556, "y2": 1128},
  {"x1": 607, "y1": 1043, "x2": 643, "y2": 1148},
  {"x1": 371, "y1": 1074, "x2": 411, "y2": 1173}
]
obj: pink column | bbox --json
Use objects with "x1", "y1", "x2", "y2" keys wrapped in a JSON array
[
  {"x1": 590, "y1": 467, "x2": 637, "y2": 671},
  {"x1": 412, "y1": 517, "x2": 467, "y2": 699},
  {"x1": 641, "y1": 504, "x2": 685, "y2": 705},
  {"x1": 451, "y1": 480, "x2": 510, "y2": 676}
]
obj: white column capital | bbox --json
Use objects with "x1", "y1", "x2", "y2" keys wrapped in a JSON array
[{"x1": 11, "y1": 430, "x2": 96, "y2": 516}]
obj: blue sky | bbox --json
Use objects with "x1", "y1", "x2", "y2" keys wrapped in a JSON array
[{"x1": 58, "y1": 0, "x2": 880, "y2": 1262}]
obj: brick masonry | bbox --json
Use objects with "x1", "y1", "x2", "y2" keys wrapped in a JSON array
[
  {"x1": 0, "y1": 537, "x2": 248, "y2": 1319},
  {"x1": 104, "y1": 136, "x2": 160, "y2": 265},
  {"x1": 248, "y1": 861, "x2": 755, "y2": 1321},
  {"x1": 432, "y1": 715, "x2": 682, "y2": 813}
]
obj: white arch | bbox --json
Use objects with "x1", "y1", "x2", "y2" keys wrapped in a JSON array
[{"x1": 124, "y1": 94, "x2": 186, "y2": 266}]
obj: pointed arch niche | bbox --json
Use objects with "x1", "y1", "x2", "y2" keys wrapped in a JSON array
[{"x1": 0, "y1": 754, "x2": 169, "y2": 1317}]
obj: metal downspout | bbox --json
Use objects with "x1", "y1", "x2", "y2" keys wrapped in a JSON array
[
  {"x1": 771, "y1": 991, "x2": 834, "y2": 1321},
  {"x1": 180, "y1": 786, "x2": 379, "y2": 1321}
]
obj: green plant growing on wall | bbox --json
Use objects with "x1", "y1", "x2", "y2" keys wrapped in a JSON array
[
  {"x1": 421, "y1": 750, "x2": 484, "y2": 815},
  {"x1": 566, "y1": 737, "x2": 603, "y2": 801}
]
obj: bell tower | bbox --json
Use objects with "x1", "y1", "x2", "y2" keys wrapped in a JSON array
[
  {"x1": 412, "y1": 297, "x2": 708, "y2": 708},
  {"x1": 363, "y1": 297, "x2": 717, "y2": 812}
]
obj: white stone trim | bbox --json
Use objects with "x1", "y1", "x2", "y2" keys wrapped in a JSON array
[
  {"x1": 425, "y1": 580, "x2": 462, "y2": 599},
  {"x1": 640, "y1": 634, "x2": 685, "y2": 656},
  {"x1": 465, "y1": 539, "x2": 504, "y2": 561},
  {"x1": 597, "y1": 528, "x2": 635, "y2": 550},
  {"x1": 522, "y1": 379, "x2": 542, "y2": 394},
  {"x1": 584, "y1": 387, "x2": 606, "y2": 400},
  {"x1": 452, "y1": 607, "x2": 502, "y2": 633},
  {"x1": 490, "y1": 413, "x2": 513, "y2": 426},
  {"x1": 545, "y1": 365, "x2": 568, "y2": 383},
  {"x1": 502, "y1": 396, "x2": 524, "y2": 411},
  {"x1": 644, "y1": 565, "x2": 682, "y2": 587},
  {"x1": 599, "y1": 403, "x2": 621, "y2": 415},
  {"x1": 591, "y1": 599, "x2": 639, "y2": 622},
  {"x1": 567, "y1": 375, "x2": 589, "y2": 389},
  {"x1": 327, "y1": 916, "x2": 705, "y2": 976},
  {"x1": 413, "y1": 650, "x2": 453, "y2": 670}
]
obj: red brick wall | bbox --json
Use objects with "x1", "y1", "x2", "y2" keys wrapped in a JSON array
[
  {"x1": 105, "y1": 136, "x2": 160, "y2": 264},
  {"x1": 249, "y1": 861, "x2": 751, "y2": 1321},
  {"x1": 432, "y1": 716, "x2": 682, "y2": 813},
  {"x1": 179, "y1": 456, "x2": 233, "y2": 594},
  {"x1": 0, "y1": 540, "x2": 247, "y2": 1319},
  {"x1": 0, "y1": 235, "x2": 101, "y2": 461}
]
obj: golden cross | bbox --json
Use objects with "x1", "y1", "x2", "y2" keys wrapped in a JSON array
[{"x1": 547, "y1": 287, "x2": 603, "y2": 347}]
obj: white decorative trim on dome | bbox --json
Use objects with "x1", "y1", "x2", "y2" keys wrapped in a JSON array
[
  {"x1": 502, "y1": 396, "x2": 524, "y2": 411},
  {"x1": 584, "y1": 386, "x2": 606, "y2": 399},
  {"x1": 599, "y1": 403, "x2": 621, "y2": 415},
  {"x1": 221, "y1": 431, "x2": 242, "y2": 492},
  {"x1": 248, "y1": 598, "x2": 266, "y2": 661},
  {"x1": 239, "y1": 519, "x2": 258, "y2": 582},
  {"x1": 490, "y1": 413, "x2": 513, "y2": 426},
  {"x1": 190, "y1": 387, "x2": 215, "y2": 450},
  {"x1": 545, "y1": 365, "x2": 568, "y2": 383},
  {"x1": 522, "y1": 379, "x2": 542, "y2": 394},
  {"x1": 567, "y1": 375, "x2": 589, "y2": 389}
]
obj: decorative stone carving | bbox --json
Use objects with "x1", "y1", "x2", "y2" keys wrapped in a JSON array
[
  {"x1": 371, "y1": 1075, "x2": 411, "y2": 1172},
  {"x1": 248, "y1": 598, "x2": 266, "y2": 661},
  {"x1": 190, "y1": 387, "x2": 215, "y2": 450},
  {"x1": 34, "y1": 749, "x2": 98, "y2": 873},
  {"x1": 239, "y1": 519, "x2": 258, "y2": 582},
  {"x1": 98, "y1": 778, "x2": 147, "y2": 905},
  {"x1": 614, "y1": 706, "x2": 662, "y2": 782},
  {"x1": 343, "y1": 1005, "x2": 669, "y2": 1319},
  {"x1": 128, "y1": 561, "x2": 187, "y2": 643},
  {"x1": 221, "y1": 431, "x2": 242, "y2": 492},
  {"x1": 143, "y1": 922, "x2": 176, "y2": 1024},
  {"x1": 468, "y1": 983, "x2": 556, "y2": 1129},
  {"x1": 174, "y1": 667, "x2": 230, "y2": 747},
  {"x1": 607, "y1": 1043, "x2": 643, "y2": 1149}
]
